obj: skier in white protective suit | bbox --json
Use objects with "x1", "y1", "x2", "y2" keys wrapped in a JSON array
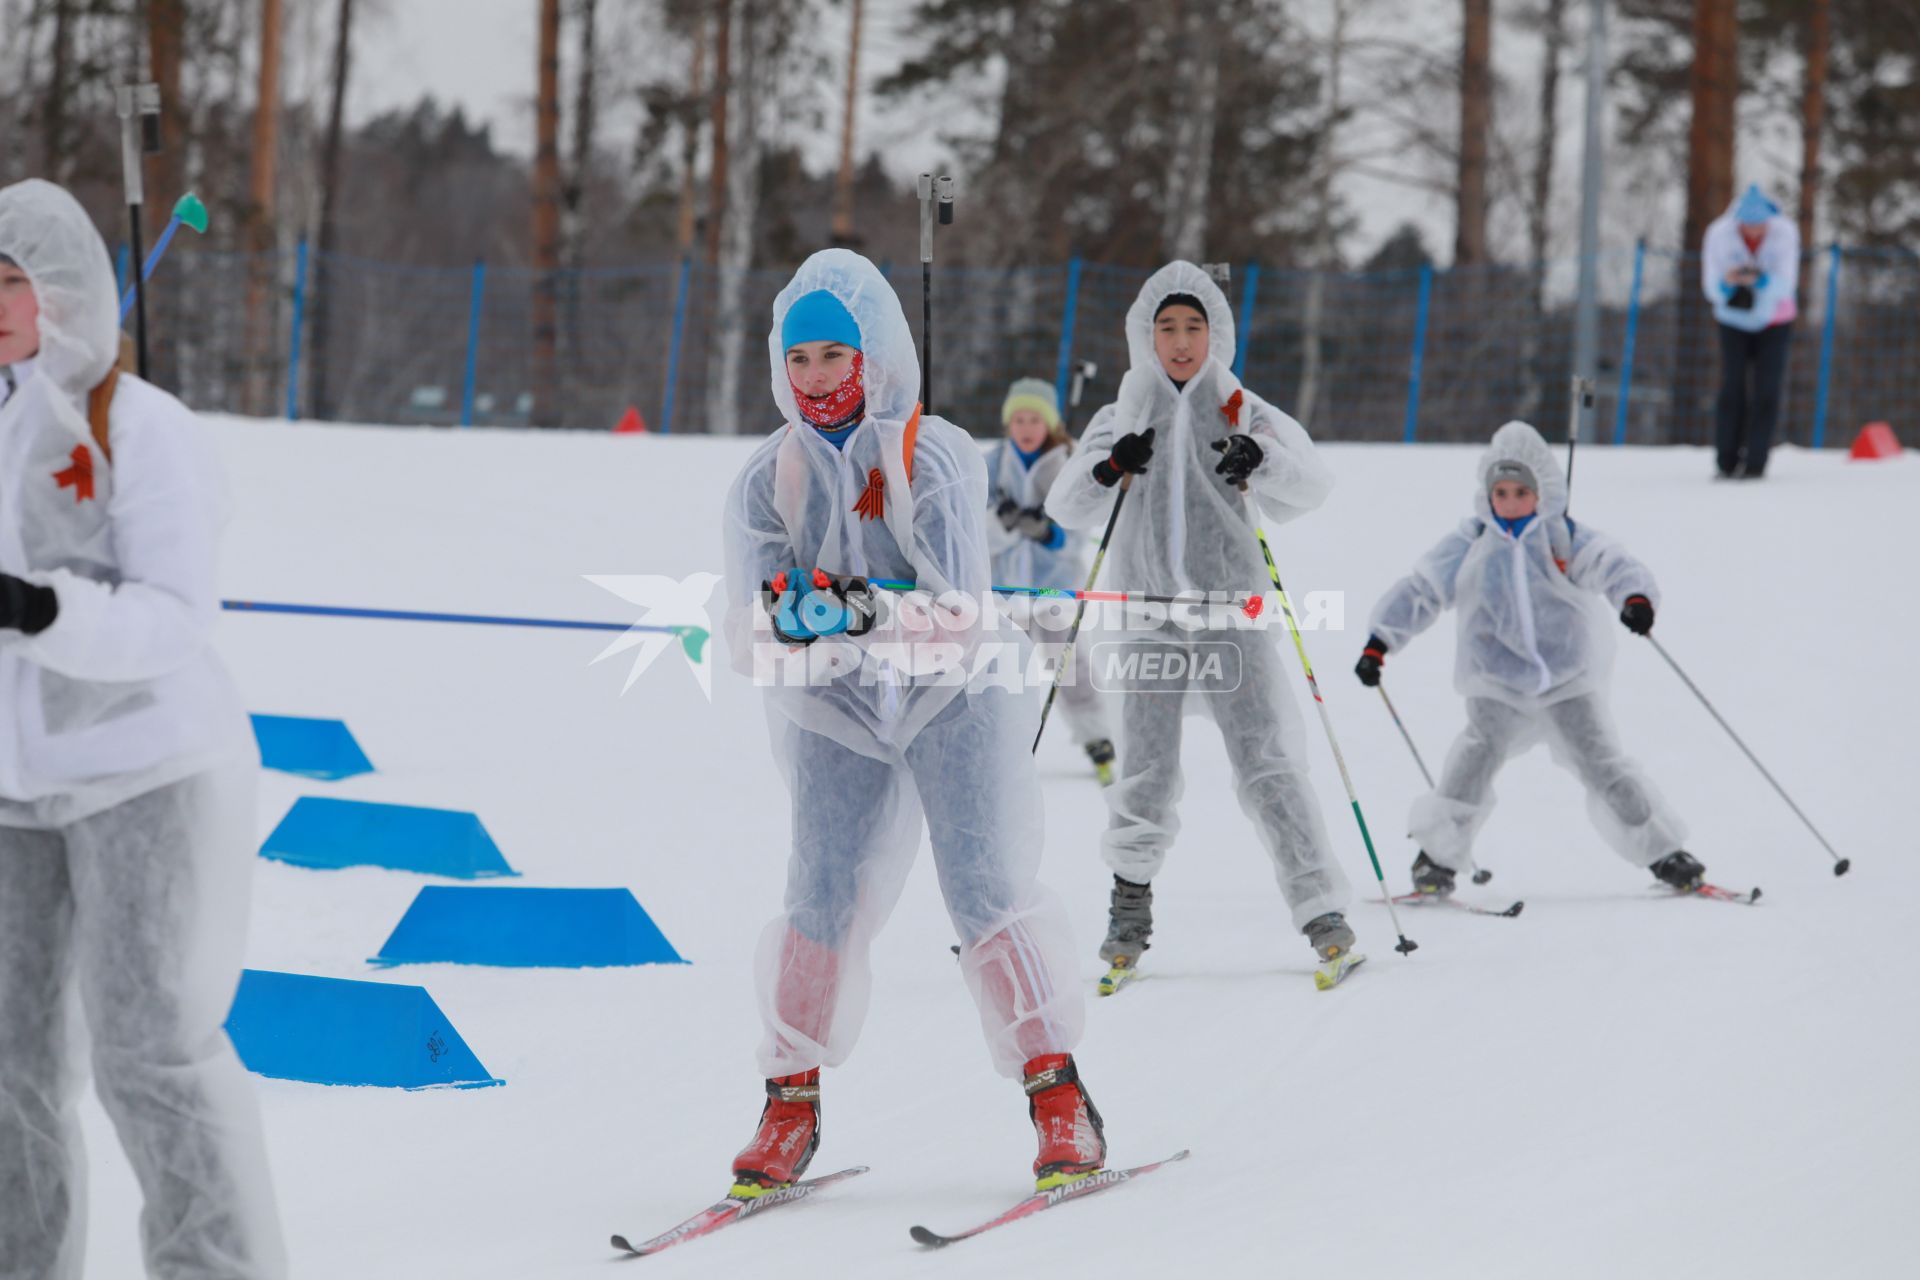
[
  {"x1": 721, "y1": 248, "x2": 1104, "y2": 1197},
  {"x1": 1044, "y1": 261, "x2": 1357, "y2": 992},
  {"x1": 1354, "y1": 419, "x2": 1707, "y2": 894},
  {"x1": 984, "y1": 377, "x2": 1114, "y2": 782},
  {"x1": 0, "y1": 179, "x2": 286, "y2": 1278}
]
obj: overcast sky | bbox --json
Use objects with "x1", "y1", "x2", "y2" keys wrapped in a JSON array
[{"x1": 322, "y1": 0, "x2": 1800, "y2": 270}]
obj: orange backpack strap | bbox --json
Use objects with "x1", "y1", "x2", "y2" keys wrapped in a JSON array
[
  {"x1": 87, "y1": 366, "x2": 120, "y2": 463},
  {"x1": 902, "y1": 403, "x2": 922, "y2": 486}
]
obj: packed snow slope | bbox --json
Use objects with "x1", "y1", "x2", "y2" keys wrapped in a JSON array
[{"x1": 76, "y1": 420, "x2": 1919, "y2": 1279}]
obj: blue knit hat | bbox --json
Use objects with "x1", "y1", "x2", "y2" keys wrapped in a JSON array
[
  {"x1": 1734, "y1": 184, "x2": 1779, "y2": 225},
  {"x1": 781, "y1": 289, "x2": 862, "y2": 352}
]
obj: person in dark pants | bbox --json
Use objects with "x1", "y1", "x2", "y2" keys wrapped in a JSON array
[{"x1": 1701, "y1": 184, "x2": 1800, "y2": 479}]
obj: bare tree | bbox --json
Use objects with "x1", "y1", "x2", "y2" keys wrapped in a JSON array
[
  {"x1": 1161, "y1": 0, "x2": 1219, "y2": 261},
  {"x1": 244, "y1": 0, "x2": 284, "y2": 415},
  {"x1": 531, "y1": 0, "x2": 563, "y2": 425},
  {"x1": 673, "y1": 14, "x2": 707, "y2": 256},
  {"x1": 1455, "y1": 0, "x2": 1492, "y2": 264},
  {"x1": 1796, "y1": 0, "x2": 1830, "y2": 310},
  {"x1": 309, "y1": 0, "x2": 355, "y2": 421},
  {"x1": 705, "y1": 0, "x2": 732, "y2": 269},
  {"x1": 830, "y1": 0, "x2": 864, "y2": 246},
  {"x1": 1675, "y1": 0, "x2": 1737, "y2": 441},
  {"x1": 1297, "y1": 0, "x2": 1356, "y2": 429},
  {"x1": 705, "y1": 0, "x2": 765, "y2": 435}
]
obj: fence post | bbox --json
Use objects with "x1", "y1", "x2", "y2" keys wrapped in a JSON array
[
  {"x1": 1053, "y1": 256, "x2": 1084, "y2": 407},
  {"x1": 1233, "y1": 262, "x2": 1261, "y2": 379},
  {"x1": 460, "y1": 258, "x2": 486, "y2": 429},
  {"x1": 1812, "y1": 242, "x2": 1842, "y2": 450},
  {"x1": 1613, "y1": 238, "x2": 1646, "y2": 445},
  {"x1": 1402, "y1": 263, "x2": 1434, "y2": 443},
  {"x1": 284, "y1": 238, "x2": 309, "y2": 421},
  {"x1": 659, "y1": 257, "x2": 693, "y2": 436}
]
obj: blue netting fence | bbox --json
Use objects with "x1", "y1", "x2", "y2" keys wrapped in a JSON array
[{"x1": 126, "y1": 241, "x2": 1918, "y2": 446}]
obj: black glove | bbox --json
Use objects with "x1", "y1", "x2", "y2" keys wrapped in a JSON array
[
  {"x1": 1014, "y1": 507, "x2": 1057, "y2": 543},
  {"x1": 1620, "y1": 594, "x2": 1655, "y2": 636},
  {"x1": 1211, "y1": 433, "x2": 1264, "y2": 487},
  {"x1": 1354, "y1": 634, "x2": 1388, "y2": 687},
  {"x1": 1091, "y1": 428, "x2": 1156, "y2": 487},
  {"x1": 1727, "y1": 284, "x2": 1756, "y2": 310},
  {"x1": 0, "y1": 573, "x2": 57, "y2": 636},
  {"x1": 994, "y1": 497, "x2": 1022, "y2": 531}
]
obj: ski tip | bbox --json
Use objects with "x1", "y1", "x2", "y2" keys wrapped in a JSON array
[
  {"x1": 1504, "y1": 901, "x2": 1526, "y2": 917},
  {"x1": 1833, "y1": 859, "x2": 1851, "y2": 877},
  {"x1": 1749, "y1": 886, "x2": 1763, "y2": 904},
  {"x1": 909, "y1": 1225, "x2": 949, "y2": 1248},
  {"x1": 1471, "y1": 868, "x2": 1494, "y2": 885},
  {"x1": 610, "y1": 1234, "x2": 635, "y2": 1253}
]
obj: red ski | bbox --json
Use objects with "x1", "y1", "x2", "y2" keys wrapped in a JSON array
[
  {"x1": 1673, "y1": 882, "x2": 1762, "y2": 905},
  {"x1": 610, "y1": 1166, "x2": 867, "y2": 1258},
  {"x1": 908, "y1": 1151, "x2": 1190, "y2": 1248}
]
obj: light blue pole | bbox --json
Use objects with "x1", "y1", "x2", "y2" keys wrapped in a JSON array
[
  {"x1": 460, "y1": 259, "x2": 486, "y2": 429},
  {"x1": 1053, "y1": 256, "x2": 1084, "y2": 406},
  {"x1": 659, "y1": 257, "x2": 693, "y2": 436},
  {"x1": 1613, "y1": 239, "x2": 1646, "y2": 445},
  {"x1": 115, "y1": 243, "x2": 131, "y2": 296},
  {"x1": 1402, "y1": 264, "x2": 1434, "y2": 444},
  {"x1": 1811, "y1": 243, "x2": 1842, "y2": 450},
  {"x1": 1233, "y1": 263, "x2": 1261, "y2": 379},
  {"x1": 285, "y1": 239, "x2": 309, "y2": 420}
]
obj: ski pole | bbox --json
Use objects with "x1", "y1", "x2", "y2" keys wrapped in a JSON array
[
  {"x1": 916, "y1": 173, "x2": 953, "y2": 414},
  {"x1": 1565, "y1": 375, "x2": 1593, "y2": 513},
  {"x1": 1031, "y1": 476, "x2": 1131, "y2": 753},
  {"x1": 119, "y1": 192, "x2": 209, "y2": 322},
  {"x1": 1255, "y1": 527, "x2": 1418, "y2": 953},
  {"x1": 1643, "y1": 633, "x2": 1850, "y2": 876},
  {"x1": 221, "y1": 599, "x2": 710, "y2": 662},
  {"x1": 1376, "y1": 683, "x2": 1494, "y2": 885},
  {"x1": 115, "y1": 83, "x2": 163, "y2": 378}
]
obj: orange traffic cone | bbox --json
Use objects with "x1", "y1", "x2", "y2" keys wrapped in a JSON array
[
  {"x1": 614, "y1": 405, "x2": 647, "y2": 434},
  {"x1": 1849, "y1": 421, "x2": 1901, "y2": 460}
]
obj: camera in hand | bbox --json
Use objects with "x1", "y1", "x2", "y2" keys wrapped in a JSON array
[{"x1": 1728, "y1": 284, "x2": 1756, "y2": 310}]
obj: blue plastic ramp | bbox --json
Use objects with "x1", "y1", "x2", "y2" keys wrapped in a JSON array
[
  {"x1": 373, "y1": 886, "x2": 688, "y2": 968},
  {"x1": 250, "y1": 714, "x2": 375, "y2": 780},
  {"x1": 260, "y1": 797, "x2": 518, "y2": 878},
  {"x1": 225, "y1": 969, "x2": 502, "y2": 1089}
]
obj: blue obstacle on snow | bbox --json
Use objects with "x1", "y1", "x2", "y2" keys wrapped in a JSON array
[
  {"x1": 224, "y1": 969, "x2": 503, "y2": 1089},
  {"x1": 373, "y1": 886, "x2": 688, "y2": 968},
  {"x1": 259, "y1": 797, "x2": 518, "y2": 878},
  {"x1": 250, "y1": 713, "x2": 375, "y2": 780}
]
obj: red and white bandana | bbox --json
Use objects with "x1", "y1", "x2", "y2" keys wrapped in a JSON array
[{"x1": 790, "y1": 353, "x2": 866, "y2": 431}]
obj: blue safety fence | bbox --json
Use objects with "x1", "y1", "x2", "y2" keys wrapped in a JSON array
[{"x1": 139, "y1": 240, "x2": 1917, "y2": 447}]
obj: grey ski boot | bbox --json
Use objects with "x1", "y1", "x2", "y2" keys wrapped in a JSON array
[{"x1": 1097, "y1": 876, "x2": 1152, "y2": 996}]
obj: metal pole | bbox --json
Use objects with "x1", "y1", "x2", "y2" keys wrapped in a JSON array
[
  {"x1": 1811, "y1": 242, "x2": 1842, "y2": 450},
  {"x1": 460, "y1": 258, "x2": 486, "y2": 428},
  {"x1": 1613, "y1": 237, "x2": 1645, "y2": 445},
  {"x1": 115, "y1": 83, "x2": 161, "y2": 379},
  {"x1": 1233, "y1": 263, "x2": 1261, "y2": 380},
  {"x1": 917, "y1": 173, "x2": 933, "y2": 410},
  {"x1": 660, "y1": 257, "x2": 693, "y2": 435},
  {"x1": 285, "y1": 238, "x2": 308, "y2": 419},
  {"x1": 1053, "y1": 255, "x2": 1084, "y2": 408},
  {"x1": 1571, "y1": 0, "x2": 1608, "y2": 389},
  {"x1": 1402, "y1": 263, "x2": 1433, "y2": 443}
]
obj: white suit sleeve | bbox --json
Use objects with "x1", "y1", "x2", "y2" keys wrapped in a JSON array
[
  {"x1": 1700, "y1": 221, "x2": 1733, "y2": 304},
  {"x1": 1367, "y1": 520, "x2": 1480, "y2": 651},
  {"x1": 1753, "y1": 218, "x2": 1801, "y2": 318},
  {"x1": 1043, "y1": 403, "x2": 1125, "y2": 531},
  {"x1": 19, "y1": 405, "x2": 226, "y2": 683},
  {"x1": 721, "y1": 455, "x2": 799, "y2": 676},
  {"x1": 1567, "y1": 522, "x2": 1659, "y2": 611},
  {"x1": 1242, "y1": 399, "x2": 1334, "y2": 525}
]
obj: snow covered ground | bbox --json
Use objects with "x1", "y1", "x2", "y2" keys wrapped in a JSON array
[{"x1": 77, "y1": 420, "x2": 1919, "y2": 1278}]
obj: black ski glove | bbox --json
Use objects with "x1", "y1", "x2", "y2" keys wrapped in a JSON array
[
  {"x1": 0, "y1": 572, "x2": 57, "y2": 635},
  {"x1": 1092, "y1": 428, "x2": 1156, "y2": 487},
  {"x1": 1620, "y1": 595, "x2": 1655, "y2": 635},
  {"x1": 1014, "y1": 507, "x2": 1057, "y2": 543},
  {"x1": 1211, "y1": 433, "x2": 1264, "y2": 487},
  {"x1": 994, "y1": 497, "x2": 1022, "y2": 531},
  {"x1": 1354, "y1": 634, "x2": 1388, "y2": 687},
  {"x1": 808, "y1": 569, "x2": 879, "y2": 639}
]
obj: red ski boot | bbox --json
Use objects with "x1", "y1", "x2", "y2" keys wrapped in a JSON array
[
  {"x1": 1024, "y1": 1054, "x2": 1105, "y2": 1190},
  {"x1": 730, "y1": 1069, "x2": 820, "y2": 1197}
]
